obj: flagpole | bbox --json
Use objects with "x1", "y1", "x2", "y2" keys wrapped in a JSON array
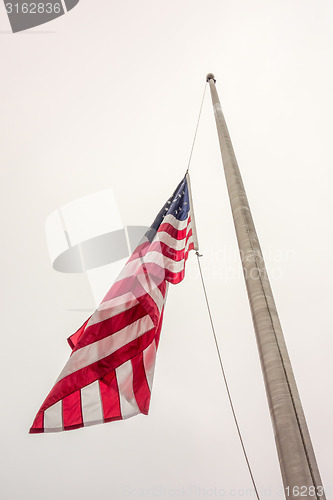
[{"x1": 206, "y1": 73, "x2": 325, "y2": 500}]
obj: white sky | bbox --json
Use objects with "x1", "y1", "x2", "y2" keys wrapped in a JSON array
[{"x1": 1, "y1": 1, "x2": 332, "y2": 499}]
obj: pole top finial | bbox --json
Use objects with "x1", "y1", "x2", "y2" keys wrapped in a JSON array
[{"x1": 206, "y1": 73, "x2": 216, "y2": 82}]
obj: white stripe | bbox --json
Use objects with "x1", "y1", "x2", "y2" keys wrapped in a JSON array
[
  {"x1": 116, "y1": 360, "x2": 140, "y2": 419},
  {"x1": 81, "y1": 380, "x2": 104, "y2": 426},
  {"x1": 44, "y1": 400, "x2": 63, "y2": 432},
  {"x1": 137, "y1": 273, "x2": 165, "y2": 313},
  {"x1": 113, "y1": 218, "x2": 192, "y2": 285},
  {"x1": 56, "y1": 315, "x2": 154, "y2": 383},
  {"x1": 162, "y1": 213, "x2": 190, "y2": 231},
  {"x1": 121, "y1": 238, "x2": 193, "y2": 278},
  {"x1": 185, "y1": 234, "x2": 194, "y2": 251},
  {"x1": 100, "y1": 291, "x2": 136, "y2": 308},
  {"x1": 164, "y1": 282, "x2": 169, "y2": 301},
  {"x1": 155, "y1": 222, "x2": 192, "y2": 250},
  {"x1": 143, "y1": 340, "x2": 157, "y2": 391},
  {"x1": 88, "y1": 292, "x2": 138, "y2": 327},
  {"x1": 114, "y1": 249, "x2": 185, "y2": 284}
]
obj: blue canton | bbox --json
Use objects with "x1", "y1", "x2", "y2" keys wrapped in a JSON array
[{"x1": 146, "y1": 177, "x2": 190, "y2": 242}]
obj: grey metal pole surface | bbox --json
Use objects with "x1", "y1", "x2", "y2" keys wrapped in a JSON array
[{"x1": 206, "y1": 73, "x2": 325, "y2": 500}]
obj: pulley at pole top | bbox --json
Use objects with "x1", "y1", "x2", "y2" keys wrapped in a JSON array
[{"x1": 206, "y1": 73, "x2": 216, "y2": 82}]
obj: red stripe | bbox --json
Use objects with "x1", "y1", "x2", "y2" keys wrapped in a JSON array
[
  {"x1": 104, "y1": 243, "x2": 193, "y2": 305},
  {"x1": 107, "y1": 234, "x2": 193, "y2": 295},
  {"x1": 132, "y1": 353, "x2": 151, "y2": 415},
  {"x1": 75, "y1": 277, "x2": 166, "y2": 351},
  {"x1": 101, "y1": 270, "x2": 165, "y2": 303},
  {"x1": 68, "y1": 317, "x2": 91, "y2": 350},
  {"x1": 38, "y1": 328, "x2": 156, "y2": 413},
  {"x1": 63, "y1": 390, "x2": 83, "y2": 430},
  {"x1": 148, "y1": 235, "x2": 193, "y2": 262},
  {"x1": 127, "y1": 241, "x2": 151, "y2": 263},
  {"x1": 127, "y1": 216, "x2": 192, "y2": 264},
  {"x1": 164, "y1": 245, "x2": 194, "y2": 283},
  {"x1": 29, "y1": 411, "x2": 44, "y2": 433},
  {"x1": 74, "y1": 302, "x2": 148, "y2": 350},
  {"x1": 116, "y1": 242, "x2": 193, "y2": 289},
  {"x1": 133, "y1": 231, "x2": 194, "y2": 272},
  {"x1": 155, "y1": 307, "x2": 164, "y2": 349},
  {"x1": 136, "y1": 275, "x2": 166, "y2": 326},
  {"x1": 101, "y1": 275, "x2": 140, "y2": 303},
  {"x1": 127, "y1": 235, "x2": 191, "y2": 263},
  {"x1": 158, "y1": 215, "x2": 192, "y2": 240},
  {"x1": 158, "y1": 280, "x2": 167, "y2": 298},
  {"x1": 137, "y1": 244, "x2": 193, "y2": 284},
  {"x1": 185, "y1": 228, "x2": 193, "y2": 244},
  {"x1": 99, "y1": 374, "x2": 121, "y2": 422}
]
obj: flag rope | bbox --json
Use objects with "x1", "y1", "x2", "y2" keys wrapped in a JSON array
[
  {"x1": 195, "y1": 251, "x2": 261, "y2": 500},
  {"x1": 184, "y1": 83, "x2": 260, "y2": 495},
  {"x1": 186, "y1": 82, "x2": 207, "y2": 174}
]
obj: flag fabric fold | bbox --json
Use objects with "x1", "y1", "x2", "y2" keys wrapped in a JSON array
[{"x1": 30, "y1": 173, "x2": 197, "y2": 433}]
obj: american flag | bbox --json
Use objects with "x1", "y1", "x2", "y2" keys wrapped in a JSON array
[{"x1": 30, "y1": 174, "x2": 198, "y2": 433}]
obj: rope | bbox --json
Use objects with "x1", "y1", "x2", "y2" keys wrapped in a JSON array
[
  {"x1": 195, "y1": 251, "x2": 261, "y2": 500},
  {"x1": 186, "y1": 82, "x2": 207, "y2": 174},
  {"x1": 183, "y1": 82, "x2": 260, "y2": 498}
]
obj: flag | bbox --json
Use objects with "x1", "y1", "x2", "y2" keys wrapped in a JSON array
[{"x1": 30, "y1": 173, "x2": 198, "y2": 433}]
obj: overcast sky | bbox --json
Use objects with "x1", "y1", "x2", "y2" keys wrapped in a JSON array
[{"x1": 1, "y1": 1, "x2": 332, "y2": 499}]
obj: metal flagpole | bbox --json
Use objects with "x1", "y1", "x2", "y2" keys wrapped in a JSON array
[{"x1": 206, "y1": 73, "x2": 325, "y2": 500}]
